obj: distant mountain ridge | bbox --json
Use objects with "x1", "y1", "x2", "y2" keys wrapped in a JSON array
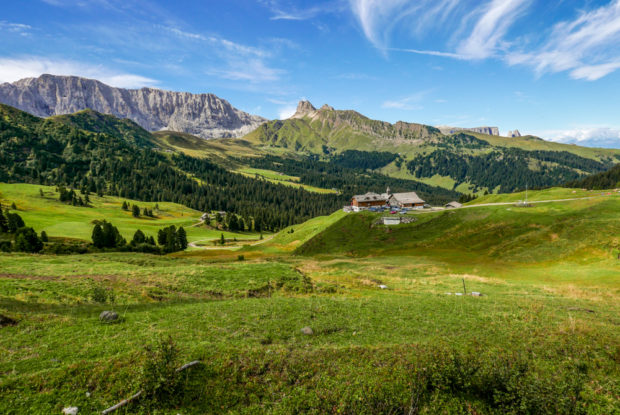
[
  {"x1": 437, "y1": 125, "x2": 500, "y2": 136},
  {"x1": 0, "y1": 74, "x2": 266, "y2": 139}
]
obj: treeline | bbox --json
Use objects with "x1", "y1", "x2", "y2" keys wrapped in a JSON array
[
  {"x1": 91, "y1": 220, "x2": 187, "y2": 254},
  {"x1": 0, "y1": 204, "x2": 45, "y2": 253},
  {"x1": 565, "y1": 163, "x2": 620, "y2": 189},
  {"x1": 331, "y1": 150, "x2": 398, "y2": 170},
  {"x1": 406, "y1": 148, "x2": 612, "y2": 193},
  {"x1": 0, "y1": 104, "x2": 343, "y2": 231},
  {"x1": 242, "y1": 155, "x2": 459, "y2": 205}
]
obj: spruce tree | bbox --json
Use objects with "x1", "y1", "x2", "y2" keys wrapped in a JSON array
[
  {"x1": 122, "y1": 201, "x2": 128, "y2": 210},
  {"x1": 132, "y1": 229, "x2": 146, "y2": 245},
  {"x1": 0, "y1": 205, "x2": 7, "y2": 233},
  {"x1": 6, "y1": 213, "x2": 25, "y2": 233},
  {"x1": 40, "y1": 231, "x2": 48, "y2": 242},
  {"x1": 176, "y1": 227, "x2": 188, "y2": 250},
  {"x1": 132, "y1": 205, "x2": 140, "y2": 217},
  {"x1": 92, "y1": 224, "x2": 104, "y2": 248},
  {"x1": 220, "y1": 233, "x2": 225, "y2": 245}
]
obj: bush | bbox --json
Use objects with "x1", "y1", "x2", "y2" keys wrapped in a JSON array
[
  {"x1": 141, "y1": 336, "x2": 181, "y2": 407},
  {"x1": 14, "y1": 227, "x2": 43, "y2": 253},
  {"x1": 91, "y1": 286, "x2": 114, "y2": 304}
]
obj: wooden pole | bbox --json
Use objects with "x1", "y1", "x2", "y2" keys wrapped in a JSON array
[
  {"x1": 462, "y1": 278, "x2": 466, "y2": 295},
  {"x1": 101, "y1": 360, "x2": 201, "y2": 414},
  {"x1": 101, "y1": 391, "x2": 142, "y2": 415}
]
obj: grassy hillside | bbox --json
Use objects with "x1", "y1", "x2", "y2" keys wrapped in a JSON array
[
  {"x1": 297, "y1": 191, "x2": 620, "y2": 284},
  {"x1": 1, "y1": 187, "x2": 619, "y2": 413},
  {"x1": 0, "y1": 183, "x2": 256, "y2": 244}
]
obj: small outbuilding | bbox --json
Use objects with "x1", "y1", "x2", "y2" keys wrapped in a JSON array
[
  {"x1": 381, "y1": 217, "x2": 401, "y2": 226},
  {"x1": 445, "y1": 201, "x2": 463, "y2": 209}
]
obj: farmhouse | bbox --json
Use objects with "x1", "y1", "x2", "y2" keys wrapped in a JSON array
[
  {"x1": 388, "y1": 192, "x2": 425, "y2": 208},
  {"x1": 351, "y1": 192, "x2": 390, "y2": 208}
]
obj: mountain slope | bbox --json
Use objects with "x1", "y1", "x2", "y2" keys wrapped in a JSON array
[
  {"x1": 566, "y1": 163, "x2": 620, "y2": 189},
  {"x1": 0, "y1": 74, "x2": 266, "y2": 139},
  {"x1": 243, "y1": 100, "x2": 620, "y2": 194}
]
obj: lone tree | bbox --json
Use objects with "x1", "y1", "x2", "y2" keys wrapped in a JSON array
[
  {"x1": 92, "y1": 224, "x2": 104, "y2": 248},
  {"x1": 132, "y1": 204, "x2": 140, "y2": 217},
  {"x1": 132, "y1": 229, "x2": 146, "y2": 245},
  {"x1": 220, "y1": 233, "x2": 225, "y2": 245},
  {"x1": 122, "y1": 201, "x2": 129, "y2": 211},
  {"x1": 40, "y1": 231, "x2": 48, "y2": 242}
]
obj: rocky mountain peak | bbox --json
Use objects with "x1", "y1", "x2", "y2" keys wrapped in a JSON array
[
  {"x1": 0, "y1": 74, "x2": 267, "y2": 139},
  {"x1": 319, "y1": 104, "x2": 334, "y2": 111},
  {"x1": 291, "y1": 100, "x2": 317, "y2": 118},
  {"x1": 506, "y1": 130, "x2": 522, "y2": 137}
]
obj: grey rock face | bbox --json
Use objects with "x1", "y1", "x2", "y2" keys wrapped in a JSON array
[
  {"x1": 291, "y1": 100, "x2": 317, "y2": 118},
  {"x1": 437, "y1": 126, "x2": 500, "y2": 136},
  {"x1": 506, "y1": 130, "x2": 522, "y2": 137},
  {"x1": 0, "y1": 74, "x2": 266, "y2": 139},
  {"x1": 99, "y1": 310, "x2": 119, "y2": 322}
]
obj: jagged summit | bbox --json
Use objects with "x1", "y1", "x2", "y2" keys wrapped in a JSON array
[
  {"x1": 291, "y1": 100, "x2": 317, "y2": 118},
  {"x1": 0, "y1": 74, "x2": 267, "y2": 139}
]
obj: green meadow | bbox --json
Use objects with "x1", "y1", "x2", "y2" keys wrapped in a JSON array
[
  {"x1": 0, "y1": 183, "x2": 260, "y2": 245},
  {"x1": 0, "y1": 185, "x2": 619, "y2": 414}
]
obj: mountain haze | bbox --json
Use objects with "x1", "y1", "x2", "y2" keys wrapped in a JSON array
[{"x1": 0, "y1": 74, "x2": 266, "y2": 139}]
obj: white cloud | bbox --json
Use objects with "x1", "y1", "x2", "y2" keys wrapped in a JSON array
[
  {"x1": 541, "y1": 127, "x2": 620, "y2": 148},
  {"x1": 349, "y1": 0, "x2": 463, "y2": 50},
  {"x1": 260, "y1": 0, "x2": 345, "y2": 21},
  {"x1": 278, "y1": 106, "x2": 297, "y2": 119},
  {"x1": 0, "y1": 56, "x2": 159, "y2": 88},
  {"x1": 0, "y1": 21, "x2": 32, "y2": 36},
  {"x1": 382, "y1": 91, "x2": 427, "y2": 110},
  {"x1": 457, "y1": 0, "x2": 530, "y2": 59},
  {"x1": 506, "y1": 0, "x2": 620, "y2": 80}
]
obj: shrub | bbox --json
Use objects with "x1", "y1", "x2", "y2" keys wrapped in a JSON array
[
  {"x1": 14, "y1": 227, "x2": 43, "y2": 253},
  {"x1": 141, "y1": 336, "x2": 181, "y2": 407},
  {"x1": 91, "y1": 286, "x2": 114, "y2": 304}
]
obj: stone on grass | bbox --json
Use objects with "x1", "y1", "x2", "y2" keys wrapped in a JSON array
[
  {"x1": 0, "y1": 314, "x2": 17, "y2": 327},
  {"x1": 378, "y1": 284, "x2": 388, "y2": 289},
  {"x1": 300, "y1": 326, "x2": 313, "y2": 335},
  {"x1": 470, "y1": 292, "x2": 482, "y2": 296},
  {"x1": 62, "y1": 407, "x2": 78, "y2": 415},
  {"x1": 99, "y1": 311, "x2": 118, "y2": 322}
]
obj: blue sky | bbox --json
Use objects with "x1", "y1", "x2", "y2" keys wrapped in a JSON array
[{"x1": 1, "y1": 0, "x2": 620, "y2": 147}]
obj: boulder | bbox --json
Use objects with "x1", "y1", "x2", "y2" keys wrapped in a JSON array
[
  {"x1": 99, "y1": 311, "x2": 119, "y2": 322},
  {"x1": 62, "y1": 407, "x2": 78, "y2": 415},
  {"x1": 0, "y1": 314, "x2": 17, "y2": 327},
  {"x1": 300, "y1": 326, "x2": 313, "y2": 335}
]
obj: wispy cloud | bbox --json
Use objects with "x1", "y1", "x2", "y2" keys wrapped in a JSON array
[
  {"x1": 382, "y1": 91, "x2": 428, "y2": 110},
  {"x1": 506, "y1": 0, "x2": 620, "y2": 80},
  {"x1": 0, "y1": 56, "x2": 159, "y2": 88},
  {"x1": 457, "y1": 0, "x2": 530, "y2": 59},
  {"x1": 260, "y1": 0, "x2": 345, "y2": 21},
  {"x1": 161, "y1": 25, "x2": 284, "y2": 83},
  {"x1": 0, "y1": 21, "x2": 32, "y2": 36},
  {"x1": 351, "y1": 0, "x2": 620, "y2": 80}
]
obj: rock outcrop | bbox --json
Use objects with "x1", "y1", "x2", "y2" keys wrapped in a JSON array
[
  {"x1": 506, "y1": 130, "x2": 522, "y2": 137},
  {"x1": 0, "y1": 74, "x2": 267, "y2": 139},
  {"x1": 437, "y1": 126, "x2": 500, "y2": 136},
  {"x1": 291, "y1": 100, "x2": 317, "y2": 118}
]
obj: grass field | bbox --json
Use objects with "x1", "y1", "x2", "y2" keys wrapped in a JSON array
[
  {"x1": 0, "y1": 187, "x2": 619, "y2": 414},
  {"x1": 0, "y1": 183, "x2": 260, "y2": 244},
  {"x1": 236, "y1": 167, "x2": 338, "y2": 194}
]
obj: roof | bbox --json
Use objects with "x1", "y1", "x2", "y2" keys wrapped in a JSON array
[
  {"x1": 445, "y1": 201, "x2": 463, "y2": 208},
  {"x1": 352, "y1": 192, "x2": 389, "y2": 202},
  {"x1": 390, "y1": 192, "x2": 425, "y2": 204}
]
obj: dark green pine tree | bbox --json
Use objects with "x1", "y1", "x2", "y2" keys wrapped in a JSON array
[
  {"x1": 132, "y1": 204, "x2": 140, "y2": 217},
  {"x1": 228, "y1": 215, "x2": 239, "y2": 232},
  {"x1": 6, "y1": 213, "x2": 25, "y2": 233},
  {"x1": 132, "y1": 229, "x2": 146, "y2": 245},
  {"x1": 176, "y1": 227, "x2": 188, "y2": 250},
  {"x1": 40, "y1": 231, "x2": 49, "y2": 242},
  {"x1": 14, "y1": 227, "x2": 43, "y2": 253},
  {"x1": 157, "y1": 229, "x2": 166, "y2": 246},
  {"x1": 92, "y1": 224, "x2": 104, "y2": 248},
  {"x1": 220, "y1": 233, "x2": 225, "y2": 245},
  {"x1": 0, "y1": 205, "x2": 7, "y2": 233}
]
